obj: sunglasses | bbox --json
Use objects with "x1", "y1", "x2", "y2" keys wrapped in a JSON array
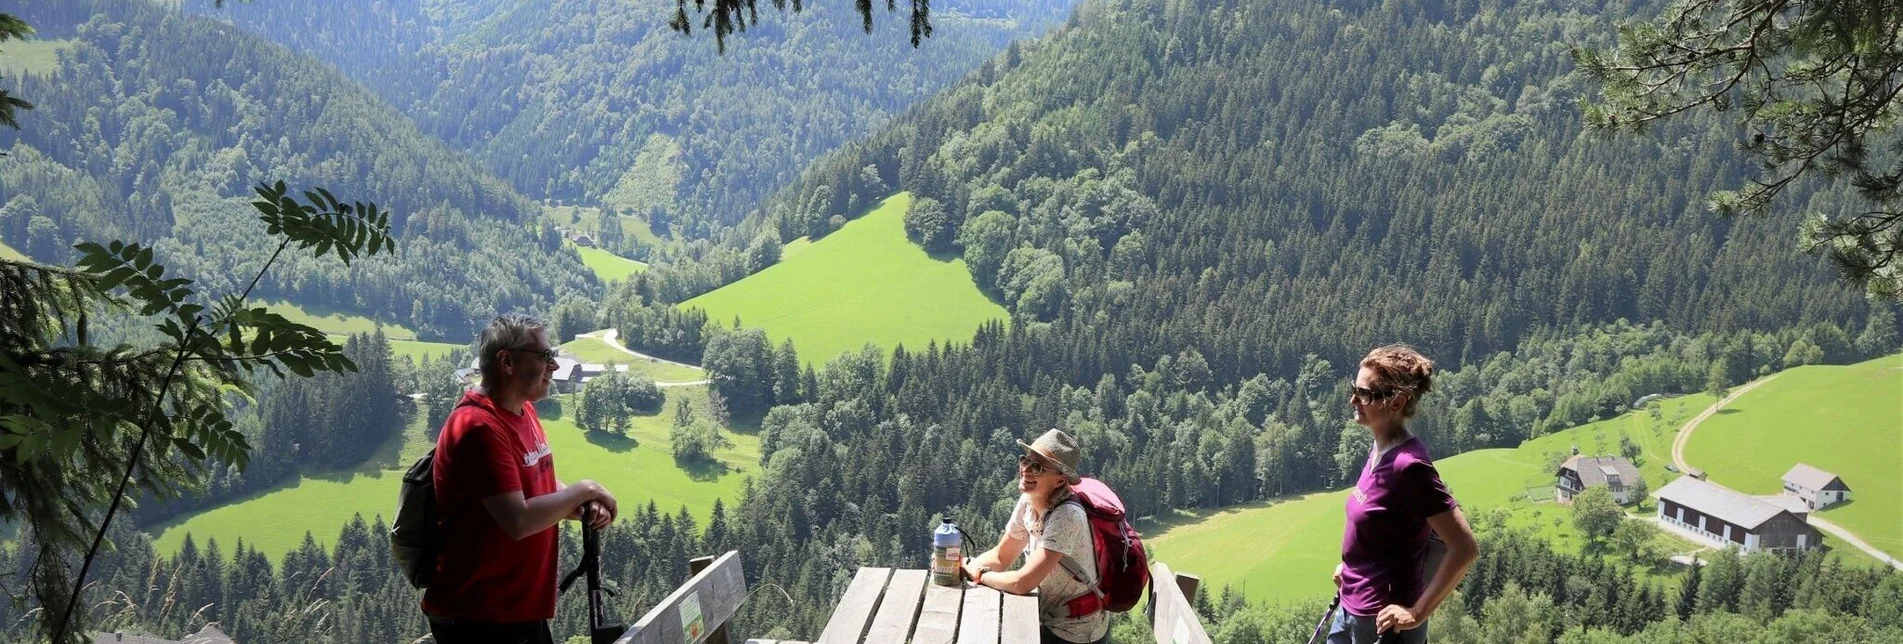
[
  {"x1": 1350, "y1": 385, "x2": 1399, "y2": 402},
  {"x1": 509, "y1": 346, "x2": 562, "y2": 365},
  {"x1": 1018, "y1": 455, "x2": 1057, "y2": 477}
]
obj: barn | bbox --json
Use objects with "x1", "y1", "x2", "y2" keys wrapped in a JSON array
[{"x1": 1655, "y1": 475, "x2": 1821, "y2": 553}]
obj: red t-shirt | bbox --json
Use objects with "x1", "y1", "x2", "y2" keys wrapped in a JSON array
[{"x1": 421, "y1": 391, "x2": 560, "y2": 622}]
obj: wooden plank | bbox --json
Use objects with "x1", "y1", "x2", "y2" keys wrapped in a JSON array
[
  {"x1": 911, "y1": 582, "x2": 965, "y2": 644},
  {"x1": 1148, "y1": 562, "x2": 1212, "y2": 644},
  {"x1": 864, "y1": 569, "x2": 929, "y2": 643},
  {"x1": 693, "y1": 556, "x2": 733, "y2": 644},
  {"x1": 615, "y1": 551, "x2": 747, "y2": 644},
  {"x1": 998, "y1": 594, "x2": 1040, "y2": 644},
  {"x1": 956, "y1": 586, "x2": 1002, "y2": 644},
  {"x1": 815, "y1": 567, "x2": 893, "y2": 644}
]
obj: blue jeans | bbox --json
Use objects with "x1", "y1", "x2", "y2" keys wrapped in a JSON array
[{"x1": 1325, "y1": 610, "x2": 1428, "y2": 644}]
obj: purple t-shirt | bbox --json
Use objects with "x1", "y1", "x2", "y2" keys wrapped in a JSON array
[{"x1": 1339, "y1": 436, "x2": 1457, "y2": 616}]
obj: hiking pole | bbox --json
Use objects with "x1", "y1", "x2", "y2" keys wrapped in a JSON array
[
  {"x1": 1304, "y1": 595, "x2": 1339, "y2": 644},
  {"x1": 560, "y1": 504, "x2": 627, "y2": 644}
]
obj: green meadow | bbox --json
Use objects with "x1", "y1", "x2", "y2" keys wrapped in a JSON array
[
  {"x1": 540, "y1": 204, "x2": 666, "y2": 248},
  {"x1": 1684, "y1": 353, "x2": 1903, "y2": 556},
  {"x1": 151, "y1": 385, "x2": 756, "y2": 560},
  {"x1": 558, "y1": 336, "x2": 706, "y2": 382},
  {"x1": 0, "y1": 38, "x2": 72, "y2": 77},
  {"x1": 262, "y1": 299, "x2": 421, "y2": 341},
  {"x1": 681, "y1": 193, "x2": 1008, "y2": 366},
  {"x1": 1148, "y1": 393, "x2": 1717, "y2": 606},
  {"x1": 577, "y1": 245, "x2": 648, "y2": 283},
  {"x1": 0, "y1": 239, "x2": 27, "y2": 261},
  {"x1": 386, "y1": 338, "x2": 463, "y2": 362},
  {"x1": 258, "y1": 300, "x2": 458, "y2": 360}
]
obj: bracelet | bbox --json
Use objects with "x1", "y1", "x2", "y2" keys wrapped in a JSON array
[{"x1": 974, "y1": 567, "x2": 988, "y2": 585}]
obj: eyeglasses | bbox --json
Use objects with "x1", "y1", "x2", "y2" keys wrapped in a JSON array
[
  {"x1": 1018, "y1": 455, "x2": 1055, "y2": 477},
  {"x1": 509, "y1": 346, "x2": 561, "y2": 365},
  {"x1": 1350, "y1": 385, "x2": 1398, "y2": 403}
]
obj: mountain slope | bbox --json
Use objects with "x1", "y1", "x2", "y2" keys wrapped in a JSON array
[
  {"x1": 761, "y1": 0, "x2": 1879, "y2": 386},
  {"x1": 0, "y1": 0, "x2": 594, "y2": 338},
  {"x1": 207, "y1": 0, "x2": 1079, "y2": 237},
  {"x1": 681, "y1": 192, "x2": 1007, "y2": 365}
]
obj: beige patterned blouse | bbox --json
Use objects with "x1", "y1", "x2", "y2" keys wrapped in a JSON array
[{"x1": 1006, "y1": 494, "x2": 1107, "y2": 643}]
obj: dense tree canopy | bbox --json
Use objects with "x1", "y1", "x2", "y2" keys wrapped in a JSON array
[{"x1": 1580, "y1": 0, "x2": 1903, "y2": 298}]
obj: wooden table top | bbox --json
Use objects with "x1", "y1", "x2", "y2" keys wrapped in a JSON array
[{"x1": 788, "y1": 567, "x2": 1042, "y2": 644}]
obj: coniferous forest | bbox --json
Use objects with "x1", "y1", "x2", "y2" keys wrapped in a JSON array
[{"x1": 2, "y1": 0, "x2": 1900, "y2": 643}]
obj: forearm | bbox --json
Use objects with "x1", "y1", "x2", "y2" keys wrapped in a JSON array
[
  {"x1": 1409, "y1": 542, "x2": 1477, "y2": 617},
  {"x1": 977, "y1": 568, "x2": 1039, "y2": 595},
  {"x1": 503, "y1": 487, "x2": 594, "y2": 540},
  {"x1": 969, "y1": 546, "x2": 1007, "y2": 570}
]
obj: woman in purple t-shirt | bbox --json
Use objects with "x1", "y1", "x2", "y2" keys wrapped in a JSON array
[{"x1": 1327, "y1": 345, "x2": 1478, "y2": 644}]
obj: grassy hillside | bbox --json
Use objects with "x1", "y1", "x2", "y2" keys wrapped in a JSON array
[
  {"x1": 541, "y1": 205, "x2": 667, "y2": 248},
  {"x1": 1151, "y1": 354, "x2": 1903, "y2": 606},
  {"x1": 1148, "y1": 392, "x2": 1718, "y2": 606},
  {"x1": 262, "y1": 300, "x2": 420, "y2": 341},
  {"x1": 681, "y1": 193, "x2": 1008, "y2": 365},
  {"x1": 0, "y1": 239, "x2": 26, "y2": 261},
  {"x1": 576, "y1": 245, "x2": 648, "y2": 284},
  {"x1": 388, "y1": 339, "x2": 462, "y2": 362},
  {"x1": 0, "y1": 38, "x2": 72, "y2": 77},
  {"x1": 257, "y1": 300, "x2": 460, "y2": 360},
  {"x1": 151, "y1": 385, "x2": 754, "y2": 559},
  {"x1": 1684, "y1": 353, "x2": 1903, "y2": 556},
  {"x1": 558, "y1": 337, "x2": 706, "y2": 382},
  {"x1": 1142, "y1": 491, "x2": 1347, "y2": 606}
]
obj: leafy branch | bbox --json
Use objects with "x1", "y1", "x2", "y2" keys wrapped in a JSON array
[
  {"x1": 1, "y1": 182, "x2": 394, "y2": 644},
  {"x1": 1576, "y1": 0, "x2": 1903, "y2": 297},
  {"x1": 668, "y1": 0, "x2": 933, "y2": 53}
]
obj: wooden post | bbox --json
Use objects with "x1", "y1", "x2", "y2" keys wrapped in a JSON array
[
  {"x1": 1174, "y1": 573, "x2": 1200, "y2": 609},
  {"x1": 690, "y1": 555, "x2": 730, "y2": 644},
  {"x1": 1148, "y1": 562, "x2": 1212, "y2": 644}
]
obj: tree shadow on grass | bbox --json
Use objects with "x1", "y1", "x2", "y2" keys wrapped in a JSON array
[
  {"x1": 727, "y1": 409, "x2": 765, "y2": 436},
  {"x1": 1715, "y1": 408, "x2": 1741, "y2": 415},
  {"x1": 585, "y1": 430, "x2": 639, "y2": 453},
  {"x1": 674, "y1": 455, "x2": 733, "y2": 482}
]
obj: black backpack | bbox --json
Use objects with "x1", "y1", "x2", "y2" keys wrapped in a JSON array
[{"x1": 390, "y1": 400, "x2": 478, "y2": 589}]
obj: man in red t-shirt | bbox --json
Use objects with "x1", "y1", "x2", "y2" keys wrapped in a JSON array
[{"x1": 423, "y1": 314, "x2": 618, "y2": 644}]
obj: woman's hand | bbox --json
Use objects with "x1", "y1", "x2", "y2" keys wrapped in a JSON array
[
  {"x1": 1375, "y1": 604, "x2": 1423, "y2": 633},
  {"x1": 1333, "y1": 562, "x2": 1345, "y2": 587}
]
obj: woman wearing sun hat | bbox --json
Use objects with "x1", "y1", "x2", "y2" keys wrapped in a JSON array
[{"x1": 961, "y1": 429, "x2": 1110, "y2": 644}]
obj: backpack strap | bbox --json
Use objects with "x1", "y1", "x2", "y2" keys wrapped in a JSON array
[
  {"x1": 1044, "y1": 498, "x2": 1107, "y2": 619},
  {"x1": 435, "y1": 398, "x2": 490, "y2": 537}
]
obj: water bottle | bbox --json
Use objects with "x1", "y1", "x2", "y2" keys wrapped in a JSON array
[{"x1": 931, "y1": 516, "x2": 963, "y2": 587}]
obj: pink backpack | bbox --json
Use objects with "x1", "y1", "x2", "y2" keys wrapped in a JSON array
[{"x1": 1056, "y1": 478, "x2": 1151, "y2": 616}]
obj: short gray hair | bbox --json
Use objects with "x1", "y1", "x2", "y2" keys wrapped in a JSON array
[{"x1": 477, "y1": 313, "x2": 550, "y2": 377}]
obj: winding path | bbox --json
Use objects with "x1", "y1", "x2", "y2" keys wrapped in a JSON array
[
  {"x1": 1669, "y1": 375, "x2": 1778, "y2": 474},
  {"x1": 1668, "y1": 374, "x2": 1902, "y2": 570},
  {"x1": 578, "y1": 329, "x2": 710, "y2": 388}
]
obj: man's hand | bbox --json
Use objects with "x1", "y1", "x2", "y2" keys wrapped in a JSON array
[
  {"x1": 1375, "y1": 604, "x2": 1423, "y2": 633},
  {"x1": 571, "y1": 480, "x2": 618, "y2": 529},
  {"x1": 1333, "y1": 562, "x2": 1345, "y2": 587}
]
